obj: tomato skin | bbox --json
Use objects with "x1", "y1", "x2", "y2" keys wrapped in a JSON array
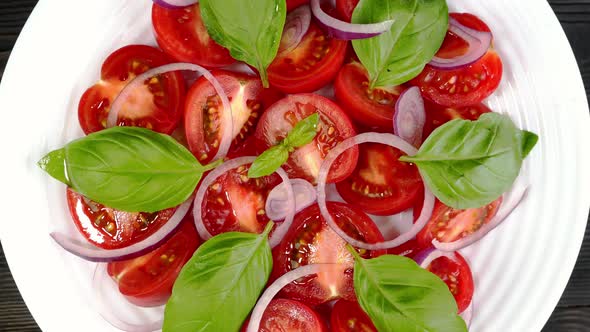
[
  {"x1": 107, "y1": 220, "x2": 199, "y2": 307},
  {"x1": 268, "y1": 22, "x2": 347, "y2": 93},
  {"x1": 331, "y1": 300, "x2": 377, "y2": 332},
  {"x1": 78, "y1": 45, "x2": 185, "y2": 135},
  {"x1": 152, "y1": 3, "x2": 234, "y2": 68},
  {"x1": 242, "y1": 299, "x2": 327, "y2": 332},
  {"x1": 387, "y1": 239, "x2": 426, "y2": 258},
  {"x1": 255, "y1": 94, "x2": 358, "y2": 184},
  {"x1": 287, "y1": 0, "x2": 310, "y2": 11},
  {"x1": 426, "y1": 252, "x2": 474, "y2": 313},
  {"x1": 335, "y1": 0, "x2": 359, "y2": 22},
  {"x1": 423, "y1": 101, "x2": 492, "y2": 139},
  {"x1": 271, "y1": 203, "x2": 385, "y2": 306},
  {"x1": 336, "y1": 143, "x2": 422, "y2": 216},
  {"x1": 66, "y1": 188, "x2": 175, "y2": 250}
]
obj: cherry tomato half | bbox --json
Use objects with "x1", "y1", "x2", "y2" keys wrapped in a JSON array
[
  {"x1": 423, "y1": 101, "x2": 492, "y2": 139},
  {"x1": 242, "y1": 299, "x2": 327, "y2": 332},
  {"x1": 255, "y1": 94, "x2": 358, "y2": 184},
  {"x1": 425, "y1": 252, "x2": 474, "y2": 313},
  {"x1": 331, "y1": 299, "x2": 377, "y2": 332},
  {"x1": 66, "y1": 188, "x2": 176, "y2": 250},
  {"x1": 78, "y1": 45, "x2": 185, "y2": 134},
  {"x1": 107, "y1": 219, "x2": 199, "y2": 307},
  {"x1": 335, "y1": 0, "x2": 359, "y2": 22},
  {"x1": 152, "y1": 3, "x2": 234, "y2": 67},
  {"x1": 271, "y1": 203, "x2": 385, "y2": 306}
]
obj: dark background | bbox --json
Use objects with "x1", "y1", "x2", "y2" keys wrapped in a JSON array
[{"x1": 0, "y1": 0, "x2": 589, "y2": 331}]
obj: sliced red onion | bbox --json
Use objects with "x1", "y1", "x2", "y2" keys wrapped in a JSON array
[
  {"x1": 92, "y1": 264, "x2": 163, "y2": 332},
  {"x1": 246, "y1": 264, "x2": 334, "y2": 332},
  {"x1": 429, "y1": 18, "x2": 493, "y2": 70},
  {"x1": 433, "y1": 184, "x2": 529, "y2": 252},
  {"x1": 317, "y1": 133, "x2": 435, "y2": 250},
  {"x1": 107, "y1": 63, "x2": 233, "y2": 161},
  {"x1": 193, "y1": 157, "x2": 295, "y2": 248},
  {"x1": 461, "y1": 300, "x2": 474, "y2": 328},
  {"x1": 310, "y1": 0, "x2": 394, "y2": 40},
  {"x1": 50, "y1": 198, "x2": 192, "y2": 262},
  {"x1": 279, "y1": 5, "x2": 311, "y2": 55},
  {"x1": 394, "y1": 87, "x2": 425, "y2": 147},
  {"x1": 266, "y1": 179, "x2": 316, "y2": 221},
  {"x1": 152, "y1": 0, "x2": 197, "y2": 9}
]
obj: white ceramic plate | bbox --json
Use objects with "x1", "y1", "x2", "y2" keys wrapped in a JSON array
[{"x1": 0, "y1": 0, "x2": 589, "y2": 331}]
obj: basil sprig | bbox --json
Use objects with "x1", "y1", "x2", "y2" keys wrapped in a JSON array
[
  {"x1": 248, "y1": 113, "x2": 319, "y2": 178},
  {"x1": 401, "y1": 113, "x2": 538, "y2": 209},
  {"x1": 199, "y1": 0, "x2": 286, "y2": 87},
  {"x1": 352, "y1": 0, "x2": 448, "y2": 88},
  {"x1": 163, "y1": 223, "x2": 274, "y2": 332},
  {"x1": 38, "y1": 127, "x2": 219, "y2": 213},
  {"x1": 349, "y1": 248, "x2": 467, "y2": 332}
]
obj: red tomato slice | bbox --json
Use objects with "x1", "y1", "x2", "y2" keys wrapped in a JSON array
[
  {"x1": 271, "y1": 203, "x2": 385, "y2": 306},
  {"x1": 78, "y1": 45, "x2": 185, "y2": 135},
  {"x1": 200, "y1": 163, "x2": 281, "y2": 236},
  {"x1": 425, "y1": 252, "x2": 474, "y2": 313},
  {"x1": 184, "y1": 70, "x2": 283, "y2": 164},
  {"x1": 334, "y1": 62, "x2": 405, "y2": 130},
  {"x1": 335, "y1": 0, "x2": 359, "y2": 22},
  {"x1": 107, "y1": 219, "x2": 199, "y2": 307},
  {"x1": 411, "y1": 13, "x2": 503, "y2": 108},
  {"x1": 254, "y1": 94, "x2": 358, "y2": 184},
  {"x1": 287, "y1": 0, "x2": 310, "y2": 11},
  {"x1": 268, "y1": 21, "x2": 347, "y2": 93},
  {"x1": 331, "y1": 300, "x2": 376, "y2": 332},
  {"x1": 423, "y1": 101, "x2": 492, "y2": 139},
  {"x1": 66, "y1": 188, "x2": 176, "y2": 250},
  {"x1": 336, "y1": 143, "x2": 422, "y2": 216},
  {"x1": 242, "y1": 299, "x2": 327, "y2": 332},
  {"x1": 151, "y1": 3, "x2": 234, "y2": 67},
  {"x1": 416, "y1": 198, "x2": 503, "y2": 248},
  {"x1": 387, "y1": 239, "x2": 426, "y2": 259}
]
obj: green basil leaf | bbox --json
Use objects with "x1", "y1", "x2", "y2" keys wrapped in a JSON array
[
  {"x1": 351, "y1": 251, "x2": 467, "y2": 332},
  {"x1": 199, "y1": 0, "x2": 286, "y2": 87},
  {"x1": 284, "y1": 113, "x2": 320, "y2": 148},
  {"x1": 401, "y1": 113, "x2": 537, "y2": 209},
  {"x1": 248, "y1": 145, "x2": 289, "y2": 179},
  {"x1": 163, "y1": 223, "x2": 273, "y2": 332},
  {"x1": 352, "y1": 0, "x2": 448, "y2": 88},
  {"x1": 38, "y1": 127, "x2": 206, "y2": 213}
]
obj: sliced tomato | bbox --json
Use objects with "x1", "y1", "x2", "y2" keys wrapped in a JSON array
[
  {"x1": 334, "y1": 62, "x2": 405, "y2": 130},
  {"x1": 335, "y1": 0, "x2": 359, "y2": 22},
  {"x1": 268, "y1": 20, "x2": 347, "y2": 93},
  {"x1": 336, "y1": 143, "x2": 422, "y2": 216},
  {"x1": 184, "y1": 70, "x2": 283, "y2": 164},
  {"x1": 242, "y1": 299, "x2": 327, "y2": 332},
  {"x1": 423, "y1": 101, "x2": 492, "y2": 139},
  {"x1": 152, "y1": 3, "x2": 234, "y2": 67},
  {"x1": 387, "y1": 239, "x2": 426, "y2": 259},
  {"x1": 271, "y1": 203, "x2": 385, "y2": 306},
  {"x1": 200, "y1": 163, "x2": 281, "y2": 236},
  {"x1": 411, "y1": 13, "x2": 502, "y2": 107},
  {"x1": 331, "y1": 300, "x2": 376, "y2": 332},
  {"x1": 107, "y1": 219, "x2": 199, "y2": 307},
  {"x1": 66, "y1": 188, "x2": 176, "y2": 250},
  {"x1": 78, "y1": 45, "x2": 185, "y2": 135},
  {"x1": 287, "y1": 0, "x2": 310, "y2": 11},
  {"x1": 425, "y1": 252, "x2": 474, "y2": 313},
  {"x1": 254, "y1": 94, "x2": 358, "y2": 184},
  {"x1": 416, "y1": 198, "x2": 503, "y2": 248}
]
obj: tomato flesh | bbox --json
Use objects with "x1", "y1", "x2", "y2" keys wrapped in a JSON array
[
  {"x1": 242, "y1": 299, "x2": 327, "y2": 332},
  {"x1": 255, "y1": 94, "x2": 358, "y2": 184},
  {"x1": 78, "y1": 45, "x2": 185, "y2": 134},
  {"x1": 423, "y1": 101, "x2": 492, "y2": 139},
  {"x1": 426, "y1": 252, "x2": 474, "y2": 313},
  {"x1": 287, "y1": 0, "x2": 310, "y2": 11},
  {"x1": 152, "y1": 3, "x2": 234, "y2": 67},
  {"x1": 271, "y1": 203, "x2": 385, "y2": 306},
  {"x1": 107, "y1": 220, "x2": 199, "y2": 307},
  {"x1": 269, "y1": 22, "x2": 347, "y2": 93},
  {"x1": 331, "y1": 299, "x2": 377, "y2": 332},
  {"x1": 335, "y1": 0, "x2": 359, "y2": 22},
  {"x1": 336, "y1": 143, "x2": 422, "y2": 216},
  {"x1": 66, "y1": 188, "x2": 175, "y2": 250}
]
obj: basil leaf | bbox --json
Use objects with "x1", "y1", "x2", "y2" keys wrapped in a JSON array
[
  {"x1": 248, "y1": 145, "x2": 289, "y2": 179},
  {"x1": 38, "y1": 127, "x2": 207, "y2": 213},
  {"x1": 284, "y1": 113, "x2": 320, "y2": 148},
  {"x1": 401, "y1": 113, "x2": 537, "y2": 209},
  {"x1": 352, "y1": 0, "x2": 448, "y2": 88},
  {"x1": 200, "y1": 0, "x2": 286, "y2": 87},
  {"x1": 351, "y1": 251, "x2": 467, "y2": 332},
  {"x1": 163, "y1": 223, "x2": 273, "y2": 332}
]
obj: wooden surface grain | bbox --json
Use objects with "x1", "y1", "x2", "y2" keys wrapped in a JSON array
[{"x1": 0, "y1": 1, "x2": 589, "y2": 331}]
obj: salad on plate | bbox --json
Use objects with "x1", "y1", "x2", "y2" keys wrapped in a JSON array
[{"x1": 37, "y1": 0, "x2": 539, "y2": 331}]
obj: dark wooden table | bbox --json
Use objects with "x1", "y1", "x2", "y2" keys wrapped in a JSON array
[{"x1": 0, "y1": 0, "x2": 589, "y2": 331}]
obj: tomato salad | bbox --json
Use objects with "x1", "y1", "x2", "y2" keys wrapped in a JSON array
[{"x1": 39, "y1": 0, "x2": 538, "y2": 331}]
